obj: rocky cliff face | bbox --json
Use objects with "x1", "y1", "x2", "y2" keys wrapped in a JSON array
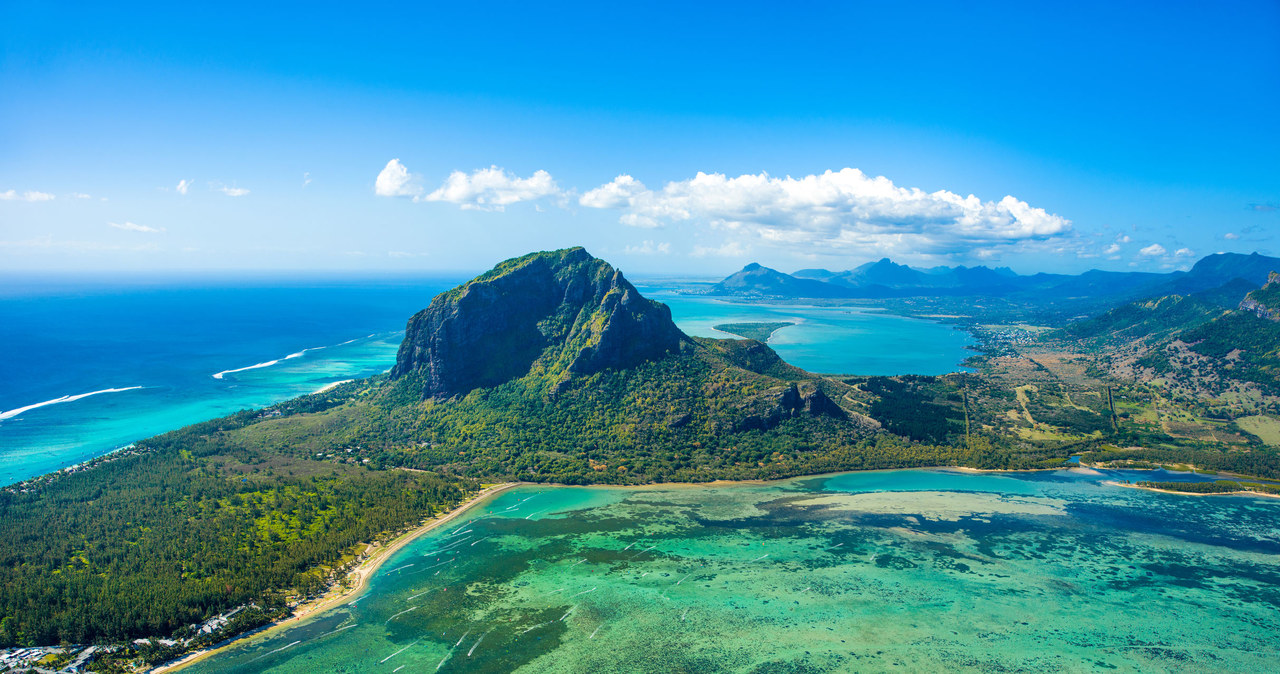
[
  {"x1": 1240, "y1": 271, "x2": 1280, "y2": 321},
  {"x1": 391, "y1": 247, "x2": 687, "y2": 399}
]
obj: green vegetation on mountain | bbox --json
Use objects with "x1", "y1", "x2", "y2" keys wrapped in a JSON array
[
  {"x1": 9, "y1": 247, "x2": 1280, "y2": 661},
  {"x1": 712, "y1": 321, "x2": 795, "y2": 341}
]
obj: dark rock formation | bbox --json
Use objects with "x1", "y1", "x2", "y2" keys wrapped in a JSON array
[
  {"x1": 1240, "y1": 271, "x2": 1280, "y2": 321},
  {"x1": 391, "y1": 247, "x2": 687, "y2": 399}
]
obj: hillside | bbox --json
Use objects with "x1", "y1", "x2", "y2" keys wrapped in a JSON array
[{"x1": 712, "y1": 253, "x2": 1280, "y2": 319}]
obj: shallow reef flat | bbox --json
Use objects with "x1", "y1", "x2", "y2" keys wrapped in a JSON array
[{"x1": 187, "y1": 468, "x2": 1280, "y2": 673}]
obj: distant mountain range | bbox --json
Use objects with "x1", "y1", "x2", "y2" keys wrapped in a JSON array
[{"x1": 711, "y1": 252, "x2": 1280, "y2": 309}]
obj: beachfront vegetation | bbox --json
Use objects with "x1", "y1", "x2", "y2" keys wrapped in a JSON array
[
  {"x1": 0, "y1": 413, "x2": 476, "y2": 648},
  {"x1": 712, "y1": 322, "x2": 795, "y2": 341}
]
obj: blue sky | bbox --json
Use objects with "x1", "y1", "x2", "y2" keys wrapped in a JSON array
[{"x1": 2, "y1": 1, "x2": 1277, "y2": 275}]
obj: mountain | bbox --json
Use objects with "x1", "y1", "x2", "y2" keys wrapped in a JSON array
[
  {"x1": 710, "y1": 252, "x2": 1280, "y2": 313},
  {"x1": 392, "y1": 247, "x2": 685, "y2": 398},
  {"x1": 711, "y1": 262, "x2": 860, "y2": 298}
]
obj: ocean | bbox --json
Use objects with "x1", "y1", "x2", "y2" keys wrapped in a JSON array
[
  {"x1": 0, "y1": 277, "x2": 974, "y2": 486},
  {"x1": 184, "y1": 467, "x2": 1280, "y2": 673}
]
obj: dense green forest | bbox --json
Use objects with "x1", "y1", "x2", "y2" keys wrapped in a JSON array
[
  {"x1": 1136, "y1": 480, "x2": 1280, "y2": 495},
  {"x1": 0, "y1": 411, "x2": 475, "y2": 648},
  {"x1": 712, "y1": 322, "x2": 795, "y2": 341}
]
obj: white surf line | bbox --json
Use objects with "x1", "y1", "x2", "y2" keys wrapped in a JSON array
[
  {"x1": 589, "y1": 624, "x2": 602, "y2": 639},
  {"x1": 433, "y1": 536, "x2": 473, "y2": 553},
  {"x1": 749, "y1": 554, "x2": 769, "y2": 562},
  {"x1": 453, "y1": 629, "x2": 472, "y2": 647},
  {"x1": 323, "y1": 623, "x2": 358, "y2": 637},
  {"x1": 246, "y1": 639, "x2": 301, "y2": 663},
  {"x1": 384, "y1": 606, "x2": 418, "y2": 624},
  {"x1": 467, "y1": 629, "x2": 493, "y2": 657},
  {"x1": 213, "y1": 335, "x2": 369, "y2": 380},
  {"x1": 380, "y1": 639, "x2": 419, "y2": 664},
  {"x1": 0, "y1": 386, "x2": 144, "y2": 421},
  {"x1": 569, "y1": 587, "x2": 597, "y2": 598},
  {"x1": 627, "y1": 545, "x2": 657, "y2": 559}
]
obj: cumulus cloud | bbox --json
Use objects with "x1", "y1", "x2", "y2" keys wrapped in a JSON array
[
  {"x1": 109, "y1": 221, "x2": 165, "y2": 233},
  {"x1": 1139, "y1": 243, "x2": 1166, "y2": 256},
  {"x1": 580, "y1": 168, "x2": 1072, "y2": 256},
  {"x1": 1104, "y1": 243, "x2": 1121, "y2": 255},
  {"x1": 1, "y1": 189, "x2": 56, "y2": 202},
  {"x1": 422, "y1": 166, "x2": 561, "y2": 211},
  {"x1": 176, "y1": 179, "x2": 191, "y2": 195},
  {"x1": 1175, "y1": 247, "x2": 1195, "y2": 257},
  {"x1": 211, "y1": 183, "x2": 249, "y2": 197},
  {"x1": 1224, "y1": 232, "x2": 1239, "y2": 240},
  {"x1": 692, "y1": 241, "x2": 749, "y2": 257},
  {"x1": 375, "y1": 159, "x2": 422, "y2": 197},
  {"x1": 623, "y1": 240, "x2": 671, "y2": 255},
  {"x1": 70, "y1": 192, "x2": 91, "y2": 199},
  {"x1": 1116, "y1": 234, "x2": 1131, "y2": 243}
]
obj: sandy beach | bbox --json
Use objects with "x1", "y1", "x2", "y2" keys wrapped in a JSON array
[
  {"x1": 1103, "y1": 480, "x2": 1280, "y2": 499},
  {"x1": 153, "y1": 481, "x2": 520, "y2": 673}
]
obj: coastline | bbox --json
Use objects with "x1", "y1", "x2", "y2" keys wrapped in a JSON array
[
  {"x1": 1103, "y1": 480, "x2": 1280, "y2": 499},
  {"x1": 138, "y1": 462, "x2": 1280, "y2": 671},
  {"x1": 152, "y1": 481, "x2": 521, "y2": 673}
]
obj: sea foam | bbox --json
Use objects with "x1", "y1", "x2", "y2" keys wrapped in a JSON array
[
  {"x1": 0, "y1": 386, "x2": 145, "y2": 421},
  {"x1": 212, "y1": 334, "x2": 375, "y2": 380}
]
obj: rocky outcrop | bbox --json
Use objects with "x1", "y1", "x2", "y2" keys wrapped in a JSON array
[
  {"x1": 1240, "y1": 271, "x2": 1280, "y2": 321},
  {"x1": 391, "y1": 247, "x2": 687, "y2": 399},
  {"x1": 735, "y1": 382, "x2": 848, "y2": 431}
]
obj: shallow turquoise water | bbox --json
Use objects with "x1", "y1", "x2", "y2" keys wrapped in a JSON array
[
  {"x1": 646, "y1": 289, "x2": 974, "y2": 376},
  {"x1": 1, "y1": 280, "x2": 971, "y2": 485},
  {"x1": 188, "y1": 468, "x2": 1280, "y2": 673}
]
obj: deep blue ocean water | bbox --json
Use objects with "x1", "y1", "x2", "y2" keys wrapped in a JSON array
[{"x1": 0, "y1": 277, "x2": 975, "y2": 486}]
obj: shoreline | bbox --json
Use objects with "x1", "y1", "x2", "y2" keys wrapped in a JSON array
[
  {"x1": 1103, "y1": 480, "x2": 1280, "y2": 499},
  {"x1": 152, "y1": 482, "x2": 521, "y2": 673},
  {"x1": 311, "y1": 379, "x2": 352, "y2": 395},
  {"x1": 142, "y1": 461, "x2": 1279, "y2": 671}
]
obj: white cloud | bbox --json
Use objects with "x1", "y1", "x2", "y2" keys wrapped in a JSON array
[
  {"x1": 176, "y1": 179, "x2": 191, "y2": 195},
  {"x1": 70, "y1": 193, "x2": 91, "y2": 199},
  {"x1": 580, "y1": 168, "x2": 1072, "y2": 256},
  {"x1": 623, "y1": 240, "x2": 672, "y2": 255},
  {"x1": 1224, "y1": 232, "x2": 1239, "y2": 240},
  {"x1": 1116, "y1": 234, "x2": 1131, "y2": 243},
  {"x1": 374, "y1": 159, "x2": 422, "y2": 197},
  {"x1": 217, "y1": 185, "x2": 249, "y2": 197},
  {"x1": 1139, "y1": 243, "x2": 1166, "y2": 256},
  {"x1": 691, "y1": 241, "x2": 749, "y2": 257},
  {"x1": 422, "y1": 166, "x2": 561, "y2": 211},
  {"x1": 1174, "y1": 247, "x2": 1195, "y2": 257},
  {"x1": 1, "y1": 189, "x2": 56, "y2": 202},
  {"x1": 1104, "y1": 243, "x2": 1121, "y2": 255},
  {"x1": 109, "y1": 221, "x2": 165, "y2": 233},
  {"x1": 303, "y1": 172, "x2": 312, "y2": 187}
]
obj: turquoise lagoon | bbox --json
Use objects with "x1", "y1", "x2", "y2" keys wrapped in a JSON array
[
  {"x1": 188, "y1": 468, "x2": 1280, "y2": 673},
  {"x1": 644, "y1": 289, "x2": 974, "y2": 376},
  {"x1": 0, "y1": 280, "x2": 973, "y2": 485}
]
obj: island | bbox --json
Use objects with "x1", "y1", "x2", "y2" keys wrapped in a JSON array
[{"x1": 712, "y1": 321, "x2": 795, "y2": 342}]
